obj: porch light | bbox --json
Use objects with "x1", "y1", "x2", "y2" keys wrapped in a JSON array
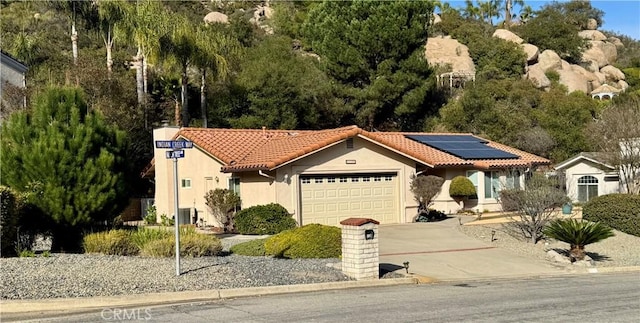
[{"x1": 365, "y1": 229, "x2": 375, "y2": 240}]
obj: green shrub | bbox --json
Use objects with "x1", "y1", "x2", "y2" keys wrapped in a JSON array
[
  {"x1": 230, "y1": 238, "x2": 268, "y2": 256},
  {"x1": 140, "y1": 237, "x2": 175, "y2": 257},
  {"x1": 160, "y1": 214, "x2": 174, "y2": 226},
  {"x1": 582, "y1": 194, "x2": 640, "y2": 237},
  {"x1": 415, "y1": 209, "x2": 447, "y2": 222},
  {"x1": 130, "y1": 227, "x2": 171, "y2": 249},
  {"x1": 83, "y1": 230, "x2": 138, "y2": 256},
  {"x1": 1, "y1": 186, "x2": 44, "y2": 257},
  {"x1": 234, "y1": 203, "x2": 297, "y2": 235},
  {"x1": 143, "y1": 206, "x2": 157, "y2": 225},
  {"x1": 449, "y1": 176, "x2": 476, "y2": 198},
  {"x1": 544, "y1": 219, "x2": 614, "y2": 261},
  {"x1": 180, "y1": 234, "x2": 223, "y2": 257},
  {"x1": 139, "y1": 232, "x2": 223, "y2": 257},
  {"x1": 264, "y1": 224, "x2": 341, "y2": 259},
  {"x1": 19, "y1": 249, "x2": 36, "y2": 257}
]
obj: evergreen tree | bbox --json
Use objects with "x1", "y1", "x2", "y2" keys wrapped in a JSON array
[
  {"x1": 0, "y1": 87, "x2": 130, "y2": 252},
  {"x1": 303, "y1": 0, "x2": 444, "y2": 131}
]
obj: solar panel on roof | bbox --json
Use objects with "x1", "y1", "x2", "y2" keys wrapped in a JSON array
[
  {"x1": 406, "y1": 134, "x2": 487, "y2": 143},
  {"x1": 405, "y1": 134, "x2": 519, "y2": 160}
]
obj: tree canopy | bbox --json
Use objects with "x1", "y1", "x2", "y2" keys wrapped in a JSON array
[
  {"x1": 303, "y1": 0, "x2": 445, "y2": 130},
  {"x1": 0, "y1": 87, "x2": 130, "y2": 251}
]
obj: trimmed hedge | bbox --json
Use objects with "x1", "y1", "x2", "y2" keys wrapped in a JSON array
[
  {"x1": 83, "y1": 230, "x2": 138, "y2": 256},
  {"x1": 582, "y1": 194, "x2": 640, "y2": 237},
  {"x1": 84, "y1": 226, "x2": 223, "y2": 257},
  {"x1": 234, "y1": 203, "x2": 297, "y2": 235},
  {"x1": 264, "y1": 224, "x2": 341, "y2": 259},
  {"x1": 449, "y1": 176, "x2": 476, "y2": 197},
  {"x1": 229, "y1": 238, "x2": 268, "y2": 256}
]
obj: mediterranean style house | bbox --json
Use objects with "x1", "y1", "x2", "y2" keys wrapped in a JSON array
[{"x1": 143, "y1": 125, "x2": 550, "y2": 227}]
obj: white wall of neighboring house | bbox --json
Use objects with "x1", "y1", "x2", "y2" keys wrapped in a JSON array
[{"x1": 563, "y1": 160, "x2": 620, "y2": 203}]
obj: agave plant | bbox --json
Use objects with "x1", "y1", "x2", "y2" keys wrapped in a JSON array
[{"x1": 543, "y1": 219, "x2": 614, "y2": 261}]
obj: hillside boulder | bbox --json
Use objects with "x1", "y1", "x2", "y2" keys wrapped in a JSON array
[
  {"x1": 432, "y1": 13, "x2": 442, "y2": 25},
  {"x1": 557, "y1": 68, "x2": 589, "y2": 93},
  {"x1": 525, "y1": 64, "x2": 551, "y2": 89},
  {"x1": 618, "y1": 80, "x2": 629, "y2": 91},
  {"x1": 601, "y1": 65, "x2": 626, "y2": 81},
  {"x1": 425, "y1": 37, "x2": 476, "y2": 73},
  {"x1": 537, "y1": 50, "x2": 562, "y2": 72},
  {"x1": 572, "y1": 64, "x2": 599, "y2": 83},
  {"x1": 578, "y1": 30, "x2": 607, "y2": 41},
  {"x1": 586, "y1": 18, "x2": 598, "y2": 30},
  {"x1": 594, "y1": 71, "x2": 607, "y2": 84},
  {"x1": 608, "y1": 37, "x2": 624, "y2": 49},
  {"x1": 521, "y1": 43, "x2": 539, "y2": 63},
  {"x1": 493, "y1": 29, "x2": 523, "y2": 44},
  {"x1": 204, "y1": 11, "x2": 229, "y2": 24},
  {"x1": 582, "y1": 42, "x2": 609, "y2": 68}
]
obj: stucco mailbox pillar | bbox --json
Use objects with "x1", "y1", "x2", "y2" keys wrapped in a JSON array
[{"x1": 340, "y1": 218, "x2": 379, "y2": 280}]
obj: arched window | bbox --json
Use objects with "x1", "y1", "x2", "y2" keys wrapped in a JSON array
[{"x1": 577, "y1": 176, "x2": 598, "y2": 202}]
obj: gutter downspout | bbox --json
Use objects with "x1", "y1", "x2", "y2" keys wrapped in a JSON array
[{"x1": 258, "y1": 170, "x2": 275, "y2": 180}]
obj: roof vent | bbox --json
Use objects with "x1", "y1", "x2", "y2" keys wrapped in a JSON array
[{"x1": 346, "y1": 138, "x2": 354, "y2": 149}]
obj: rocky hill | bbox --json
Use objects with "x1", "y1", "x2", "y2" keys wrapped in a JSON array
[{"x1": 426, "y1": 16, "x2": 627, "y2": 95}]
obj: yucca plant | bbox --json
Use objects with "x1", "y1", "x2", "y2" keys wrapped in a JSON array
[{"x1": 543, "y1": 219, "x2": 614, "y2": 261}]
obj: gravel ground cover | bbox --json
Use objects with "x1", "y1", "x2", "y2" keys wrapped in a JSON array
[
  {"x1": 458, "y1": 222, "x2": 640, "y2": 268},
  {"x1": 0, "y1": 238, "x2": 350, "y2": 300}
]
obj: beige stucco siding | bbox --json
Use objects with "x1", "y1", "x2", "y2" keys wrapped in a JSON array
[
  {"x1": 153, "y1": 127, "x2": 230, "y2": 226},
  {"x1": 562, "y1": 160, "x2": 619, "y2": 202}
]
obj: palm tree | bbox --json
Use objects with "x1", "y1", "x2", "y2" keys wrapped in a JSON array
[
  {"x1": 518, "y1": 5, "x2": 535, "y2": 24},
  {"x1": 121, "y1": 0, "x2": 169, "y2": 105},
  {"x1": 462, "y1": 0, "x2": 480, "y2": 20},
  {"x1": 504, "y1": 0, "x2": 524, "y2": 27},
  {"x1": 193, "y1": 26, "x2": 240, "y2": 128},
  {"x1": 95, "y1": 0, "x2": 126, "y2": 75},
  {"x1": 543, "y1": 219, "x2": 614, "y2": 262}
]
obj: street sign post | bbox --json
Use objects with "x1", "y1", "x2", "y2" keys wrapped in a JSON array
[
  {"x1": 155, "y1": 140, "x2": 194, "y2": 149},
  {"x1": 155, "y1": 140, "x2": 193, "y2": 276},
  {"x1": 166, "y1": 150, "x2": 185, "y2": 159}
]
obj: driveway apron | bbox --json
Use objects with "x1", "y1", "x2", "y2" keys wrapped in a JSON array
[{"x1": 379, "y1": 219, "x2": 564, "y2": 280}]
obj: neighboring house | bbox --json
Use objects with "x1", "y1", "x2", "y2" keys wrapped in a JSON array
[
  {"x1": 144, "y1": 125, "x2": 550, "y2": 227},
  {"x1": 555, "y1": 152, "x2": 621, "y2": 203},
  {"x1": 0, "y1": 50, "x2": 28, "y2": 110}
]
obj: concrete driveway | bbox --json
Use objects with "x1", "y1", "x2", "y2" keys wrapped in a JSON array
[{"x1": 379, "y1": 217, "x2": 565, "y2": 281}]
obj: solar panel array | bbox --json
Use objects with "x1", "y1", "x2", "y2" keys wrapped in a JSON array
[{"x1": 405, "y1": 135, "x2": 519, "y2": 160}]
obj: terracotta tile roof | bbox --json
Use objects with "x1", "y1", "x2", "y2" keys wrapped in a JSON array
[{"x1": 168, "y1": 126, "x2": 550, "y2": 173}]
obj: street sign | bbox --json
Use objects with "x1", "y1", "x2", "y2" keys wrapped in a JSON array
[
  {"x1": 155, "y1": 140, "x2": 194, "y2": 149},
  {"x1": 166, "y1": 150, "x2": 185, "y2": 159}
]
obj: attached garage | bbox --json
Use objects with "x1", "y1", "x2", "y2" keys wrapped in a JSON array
[{"x1": 300, "y1": 173, "x2": 399, "y2": 225}]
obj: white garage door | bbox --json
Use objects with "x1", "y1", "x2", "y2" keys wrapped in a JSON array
[{"x1": 300, "y1": 173, "x2": 398, "y2": 226}]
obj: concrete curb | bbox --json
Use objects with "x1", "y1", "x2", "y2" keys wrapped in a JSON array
[{"x1": 0, "y1": 278, "x2": 417, "y2": 320}]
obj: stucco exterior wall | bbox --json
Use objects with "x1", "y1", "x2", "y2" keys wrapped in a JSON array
[
  {"x1": 272, "y1": 136, "x2": 418, "y2": 224},
  {"x1": 562, "y1": 160, "x2": 619, "y2": 202},
  {"x1": 153, "y1": 127, "x2": 231, "y2": 226},
  {"x1": 152, "y1": 129, "x2": 528, "y2": 226}
]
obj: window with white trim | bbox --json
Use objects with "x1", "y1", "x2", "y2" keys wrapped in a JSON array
[
  {"x1": 577, "y1": 175, "x2": 598, "y2": 202},
  {"x1": 484, "y1": 171, "x2": 500, "y2": 199},
  {"x1": 466, "y1": 170, "x2": 478, "y2": 199},
  {"x1": 228, "y1": 177, "x2": 240, "y2": 196},
  {"x1": 181, "y1": 178, "x2": 192, "y2": 189}
]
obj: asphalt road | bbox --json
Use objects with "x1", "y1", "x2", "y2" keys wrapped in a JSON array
[{"x1": 24, "y1": 273, "x2": 640, "y2": 323}]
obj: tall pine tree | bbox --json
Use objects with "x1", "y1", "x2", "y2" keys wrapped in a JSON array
[{"x1": 1, "y1": 87, "x2": 130, "y2": 251}]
